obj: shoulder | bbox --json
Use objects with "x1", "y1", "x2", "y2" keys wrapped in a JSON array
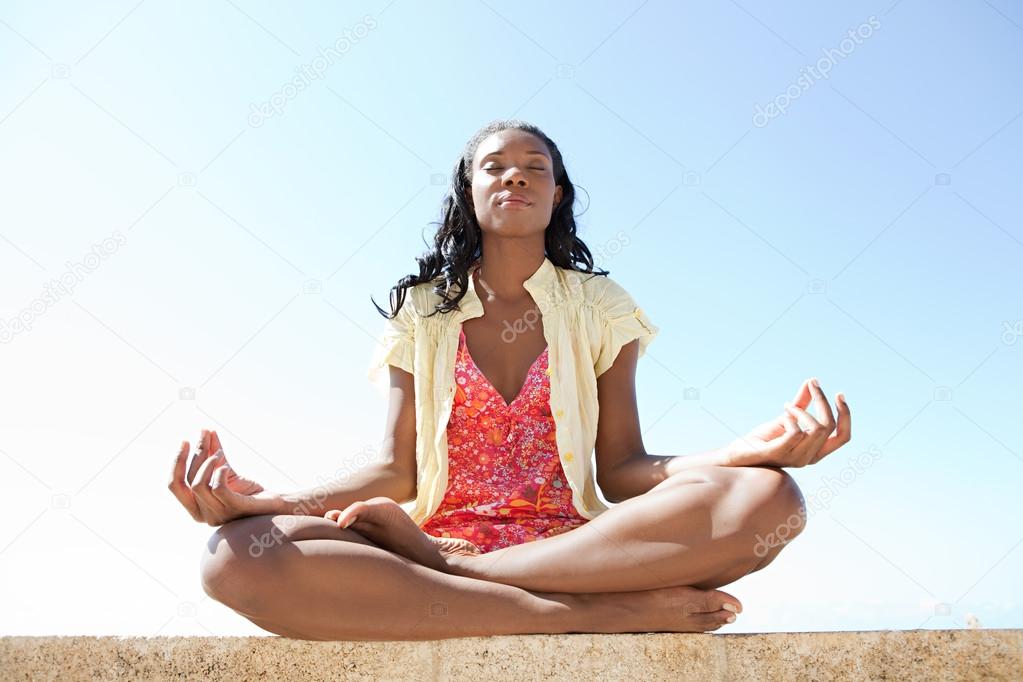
[
  {"x1": 404, "y1": 278, "x2": 464, "y2": 320},
  {"x1": 560, "y1": 267, "x2": 640, "y2": 312}
]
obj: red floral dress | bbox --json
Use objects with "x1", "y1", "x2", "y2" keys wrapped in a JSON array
[{"x1": 420, "y1": 326, "x2": 590, "y2": 553}]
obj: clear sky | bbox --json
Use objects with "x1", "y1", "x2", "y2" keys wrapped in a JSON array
[{"x1": 1, "y1": 1, "x2": 1020, "y2": 636}]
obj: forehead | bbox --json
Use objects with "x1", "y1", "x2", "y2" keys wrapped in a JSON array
[{"x1": 474, "y1": 130, "x2": 550, "y2": 164}]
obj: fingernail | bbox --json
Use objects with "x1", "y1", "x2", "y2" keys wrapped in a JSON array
[
  {"x1": 812, "y1": 377, "x2": 820, "y2": 388},
  {"x1": 723, "y1": 603, "x2": 738, "y2": 613},
  {"x1": 726, "y1": 614, "x2": 736, "y2": 623},
  {"x1": 342, "y1": 515, "x2": 358, "y2": 529}
]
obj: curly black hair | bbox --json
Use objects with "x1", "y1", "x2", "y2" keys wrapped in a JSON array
[{"x1": 372, "y1": 119, "x2": 609, "y2": 320}]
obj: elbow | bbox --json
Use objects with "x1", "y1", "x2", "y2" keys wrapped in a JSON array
[
  {"x1": 597, "y1": 477, "x2": 626, "y2": 504},
  {"x1": 378, "y1": 462, "x2": 417, "y2": 504},
  {"x1": 397, "y1": 475, "x2": 417, "y2": 504}
]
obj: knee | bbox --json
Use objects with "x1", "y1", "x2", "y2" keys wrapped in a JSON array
[
  {"x1": 731, "y1": 466, "x2": 807, "y2": 541},
  {"x1": 200, "y1": 514, "x2": 286, "y2": 612}
]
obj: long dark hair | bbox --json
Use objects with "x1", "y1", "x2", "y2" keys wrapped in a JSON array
[{"x1": 372, "y1": 119, "x2": 609, "y2": 320}]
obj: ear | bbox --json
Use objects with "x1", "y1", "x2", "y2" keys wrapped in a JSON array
[{"x1": 554, "y1": 184, "x2": 563, "y2": 207}]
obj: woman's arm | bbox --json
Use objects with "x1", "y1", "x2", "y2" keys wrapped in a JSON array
[
  {"x1": 277, "y1": 461, "x2": 415, "y2": 517},
  {"x1": 597, "y1": 448, "x2": 735, "y2": 503},
  {"x1": 278, "y1": 365, "x2": 419, "y2": 516},
  {"x1": 595, "y1": 344, "x2": 851, "y2": 502},
  {"x1": 595, "y1": 340, "x2": 733, "y2": 502},
  {"x1": 597, "y1": 339, "x2": 757, "y2": 505}
]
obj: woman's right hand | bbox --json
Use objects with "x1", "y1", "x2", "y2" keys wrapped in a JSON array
[{"x1": 168, "y1": 428, "x2": 285, "y2": 526}]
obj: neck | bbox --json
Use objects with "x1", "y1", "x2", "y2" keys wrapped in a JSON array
[{"x1": 473, "y1": 239, "x2": 545, "y2": 302}]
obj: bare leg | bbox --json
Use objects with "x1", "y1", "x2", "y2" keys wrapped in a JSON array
[
  {"x1": 337, "y1": 465, "x2": 806, "y2": 594},
  {"x1": 200, "y1": 513, "x2": 742, "y2": 641}
]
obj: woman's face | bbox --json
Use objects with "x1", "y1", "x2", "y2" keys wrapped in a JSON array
[{"x1": 465, "y1": 129, "x2": 563, "y2": 235}]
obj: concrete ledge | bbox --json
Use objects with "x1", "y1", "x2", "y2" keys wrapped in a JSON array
[{"x1": 2, "y1": 630, "x2": 1020, "y2": 680}]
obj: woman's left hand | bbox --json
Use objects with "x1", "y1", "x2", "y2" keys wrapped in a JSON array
[{"x1": 723, "y1": 377, "x2": 851, "y2": 468}]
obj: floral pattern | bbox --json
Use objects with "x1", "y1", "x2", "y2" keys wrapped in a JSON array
[{"x1": 420, "y1": 326, "x2": 590, "y2": 553}]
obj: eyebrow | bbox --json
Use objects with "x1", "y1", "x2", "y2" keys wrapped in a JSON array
[{"x1": 480, "y1": 150, "x2": 550, "y2": 162}]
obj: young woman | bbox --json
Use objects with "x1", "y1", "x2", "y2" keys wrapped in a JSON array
[{"x1": 169, "y1": 120, "x2": 851, "y2": 641}]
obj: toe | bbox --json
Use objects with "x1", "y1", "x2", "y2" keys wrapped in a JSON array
[
  {"x1": 695, "y1": 613, "x2": 725, "y2": 632},
  {"x1": 710, "y1": 589, "x2": 742, "y2": 614},
  {"x1": 333, "y1": 501, "x2": 369, "y2": 528}
]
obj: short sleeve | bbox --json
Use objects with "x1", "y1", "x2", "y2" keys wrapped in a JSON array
[
  {"x1": 592, "y1": 278, "x2": 659, "y2": 378},
  {"x1": 366, "y1": 294, "x2": 417, "y2": 385}
]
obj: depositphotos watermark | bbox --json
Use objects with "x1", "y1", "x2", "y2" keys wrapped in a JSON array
[
  {"x1": 1, "y1": 230, "x2": 127, "y2": 343},
  {"x1": 248, "y1": 15, "x2": 379, "y2": 128},
  {"x1": 751, "y1": 444, "x2": 884, "y2": 558},
  {"x1": 753, "y1": 15, "x2": 881, "y2": 128},
  {"x1": 247, "y1": 445, "x2": 381, "y2": 558}
]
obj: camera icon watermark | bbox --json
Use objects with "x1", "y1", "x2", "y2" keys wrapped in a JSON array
[
  {"x1": 51, "y1": 63, "x2": 71, "y2": 79},
  {"x1": 1001, "y1": 320, "x2": 1023, "y2": 345},
  {"x1": 429, "y1": 601, "x2": 448, "y2": 616},
  {"x1": 177, "y1": 601, "x2": 197, "y2": 617},
  {"x1": 430, "y1": 173, "x2": 447, "y2": 186},
  {"x1": 933, "y1": 386, "x2": 953, "y2": 402},
  {"x1": 934, "y1": 173, "x2": 951, "y2": 186},
  {"x1": 177, "y1": 172, "x2": 197, "y2": 188},
  {"x1": 303, "y1": 279, "x2": 323, "y2": 294},
  {"x1": 51, "y1": 493, "x2": 72, "y2": 509},
  {"x1": 807, "y1": 279, "x2": 827, "y2": 294},
  {"x1": 683, "y1": 387, "x2": 701, "y2": 401},
  {"x1": 682, "y1": 171, "x2": 701, "y2": 187},
  {"x1": 556, "y1": 63, "x2": 574, "y2": 79},
  {"x1": 179, "y1": 387, "x2": 196, "y2": 401}
]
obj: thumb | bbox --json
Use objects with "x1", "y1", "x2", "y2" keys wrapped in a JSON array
[{"x1": 210, "y1": 464, "x2": 250, "y2": 509}]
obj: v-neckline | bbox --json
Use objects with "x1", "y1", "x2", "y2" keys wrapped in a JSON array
[{"x1": 460, "y1": 327, "x2": 548, "y2": 409}]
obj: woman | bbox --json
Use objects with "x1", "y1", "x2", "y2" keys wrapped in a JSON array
[{"x1": 169, "y1": 120, "x2": 851, "y2": 641}]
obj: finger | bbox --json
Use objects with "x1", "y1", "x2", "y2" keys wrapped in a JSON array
[
  {"x1": 770, "y1": 422, "x2": 806, "y2": 460},
  {"x1": 210, "y1": 430, "x2": 224, "y2": 459},
  {"x1": 781, "y1": 413, "x2": 806, "y2": 439},
  {"x1": 169, "y1": 441, "x2": 202, "y2": 520},
  {"x1": 792, "y1": 378, "x2": 813, "y2": 410},
  {"x1": 192, "y1": 450, "x2": 229, "y2": 516},
  {"x1": 808, "y1": 378, "x2": 837, "y2": 431},
  {"x1": 778, "y1": 413, "x2": 809, "y2": 455},
  {"x1": 750, "y1": 416, "x2": 786, "y2": 442},
  {"x1": 813, "y1": 392, "x2": 853, "y2": 461},
  {"x1": 209, "y1": 464, "x2": 249, "y2": 511},
  {"x1": 783, "y1": 403, "x2": 825, "y2": 465},
  {"x1": 186, "y1": 429, "x2": 211, "y2": 484},
  {"x1": 784, "y1": 402, "x2": 821, "y2": 432},
  {"x1": 324, "y1": 509, "x2": 342, "y2": 522}
]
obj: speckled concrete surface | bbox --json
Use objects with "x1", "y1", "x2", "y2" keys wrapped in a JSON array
[{"x1": 1, "y1": 630, "x2": 1020, "y2": 681}]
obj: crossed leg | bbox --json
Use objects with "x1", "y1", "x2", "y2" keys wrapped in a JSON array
[
  {"x1": 200, "y1": 513, "x2": 743, "y2": 641},
  {"x1": 200, "y1": 464, "x2": 804, "y2": 640},
  {"x1": 339, "y1": 464, "x2": 807, "y2": 594}
]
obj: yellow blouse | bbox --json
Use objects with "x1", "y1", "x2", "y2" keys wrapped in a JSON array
[{"x1": 366, "y1": 256, "x2": 659, "y2": 525}]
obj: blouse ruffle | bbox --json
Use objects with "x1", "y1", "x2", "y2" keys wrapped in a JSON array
[
  {"x1": 590, "y1": 277, "x2": 659, "y2": 377},
  {"x1": 366, "y1": 293, "x2": 417, "y2": 385}
]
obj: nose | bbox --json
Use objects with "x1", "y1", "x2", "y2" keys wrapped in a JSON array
[{"x1": 502, "y1": 167, "x2": 528, "y2": 188}]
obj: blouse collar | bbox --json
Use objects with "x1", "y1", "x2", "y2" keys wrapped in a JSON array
[{"x1": 458, "y1": 255, "x2": 558, "y2": 322}]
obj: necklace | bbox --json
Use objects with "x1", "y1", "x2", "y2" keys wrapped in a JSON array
[{"x1": 474, "y1": 262, "x2": 495, "y2": 297}]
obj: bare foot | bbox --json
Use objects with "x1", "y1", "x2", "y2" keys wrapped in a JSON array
[
  {"x1": 325, "y1": 499, "x2": 740, "y2": 633},
  {"x1": 580, "y1": 585, "x2": 742, "y2": 633},
  {"x1": 324, "y1": 497, "x2": 478, "y2": 571}
]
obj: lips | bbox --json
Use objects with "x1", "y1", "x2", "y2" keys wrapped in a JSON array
[{"x1": 498, "y1": 193, "x2": 532, "y2": 207}]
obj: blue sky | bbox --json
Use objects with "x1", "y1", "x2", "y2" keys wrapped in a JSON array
[{"x1": 1, "y1": 0, "x2": 1020, "y2": 636}]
